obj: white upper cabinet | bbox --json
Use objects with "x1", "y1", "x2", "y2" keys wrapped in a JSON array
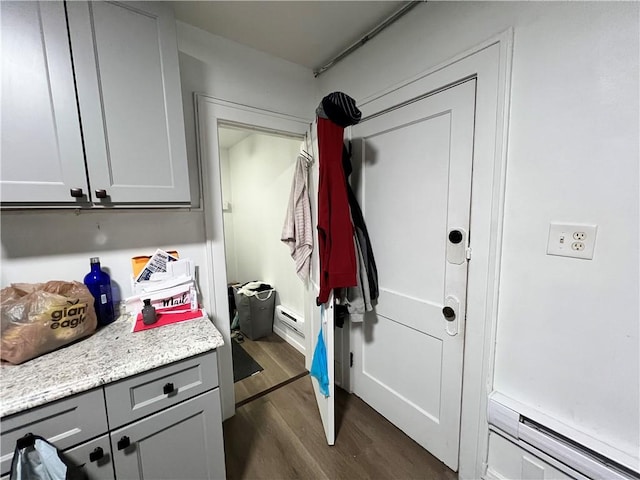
[
  {"x1": 67, "y1": 1, "x2": 190, "y2": 205},
  {"x1": 1, "y1": 1, "x2": 190, "y2": 207},
  {"x1": 0, "y1": 1, "x2": 89, "y2": 205}
]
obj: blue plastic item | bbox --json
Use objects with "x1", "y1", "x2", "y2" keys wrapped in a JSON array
[
  {"x1": 83, "y1": 257, "x2": 115, "y2": 327},
  {"x1": 310, "y1": 325, "x2": 329, "y2": 397}
]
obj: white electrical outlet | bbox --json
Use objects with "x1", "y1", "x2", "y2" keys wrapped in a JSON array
[{"x1": 547, "y1": 223, "x2": 597, "y2": 259}]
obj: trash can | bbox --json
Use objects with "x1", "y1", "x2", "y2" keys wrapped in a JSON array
[{"x1": 233, "y1": 287, "x2": 275, "y2": 340}]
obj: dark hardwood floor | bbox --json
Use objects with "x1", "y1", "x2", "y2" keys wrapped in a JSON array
[
  {"x1": 233, "y1": 332, "x2": 307, "y2": 405},
  {"x1": 224, "y1": 375, "x2": 458, "y2": 480}
]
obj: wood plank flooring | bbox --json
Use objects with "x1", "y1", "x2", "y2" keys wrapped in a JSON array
[
  {"x1": 234, "y1": 332, "x2": 306, "y2": 405},
  {"x1": 224, "y1": 375, "x2": 458, "y2": 480}
]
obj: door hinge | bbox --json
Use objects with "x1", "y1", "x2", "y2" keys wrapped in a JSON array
[
  {"x1": 350, "y1": 352, "x2": 354, "y2": 367},
  {"x1": 466, "y1": 247, "x2": 472, "y2": 260}
]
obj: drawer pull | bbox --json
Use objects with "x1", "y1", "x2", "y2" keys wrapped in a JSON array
[
  {"x1": 70, "y1": 188, "x2": 84, "y2": 198},
  {"x1": 89, "y1": 447, "x2": 104, "y2": 462},
  {"x1": 95, "y1": 189, "x2": 108, "y2": 199},
  {"x1": 163, "y1": 382, "x2": 175, "y2": 394},
  {"x1": 117, "y1": 436, "x2": 130, "y2": 450}
]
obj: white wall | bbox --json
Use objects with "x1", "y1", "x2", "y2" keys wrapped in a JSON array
[
  {"x1": 177, "y1": 21, "x2": 318, "y2": 120},
  {"x1": 0, "y1": 210, "x2": 209, "y2": 306},
  {"x1": 318, "y1": 0, "x2": 639, "y2": 470},
  {"x1": 219, "y1": 147, "x2": 238, "y2": 283},
  {"x1": 224, "y1": 133, "x2": 305, "y2": 316}
]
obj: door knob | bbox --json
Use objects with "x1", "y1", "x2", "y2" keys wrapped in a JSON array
[
  {"x1": 442, "y1": 306, "x2": 456, "y2": 321},
  {"x1": 443, "y1": 296, "x2": 460, "y2": 336},
  {"x1": 95, "y1": 189, "x2": 108, "y2": 199}
]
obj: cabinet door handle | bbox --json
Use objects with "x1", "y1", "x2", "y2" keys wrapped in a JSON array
[
  {"x1": 95, "y1": 189, "x2": 108, "y2": 199},
  {"x1": 163, "y1": 382, "x2": 175, "y2": 394},
  {"x1": 70, "y1": 188, "x2": 84, "y2": 198},
  {"x1": 89, "y1": 446, "x2": 104, "y2": 462},
  {"x1": 117, "y1": 436, "x2": 130, "y2": 450}
]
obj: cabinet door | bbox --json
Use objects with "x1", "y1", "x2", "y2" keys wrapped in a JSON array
[
  {"x1": 111, "y1": 389, "x2": 225, "y2": 480},
  {"x1": 64, "y1": 434, "x2": 115, "y2": 480},
  {"x1": 67, "y1": 1, "x2": 190, "y2": 205},
  {"x1": 0, "y1": 1, "x2": 89, "y2": 205}
]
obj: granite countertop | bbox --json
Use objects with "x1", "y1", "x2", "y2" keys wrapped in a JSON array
[{"x1": 0, "y1": 314, "x2": 224, "y2": 418}]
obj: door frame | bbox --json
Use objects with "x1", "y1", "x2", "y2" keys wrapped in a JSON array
[
  {"x1": 346, "y1": 30, "x2": 513, "y2": 479},
  {"x1": 195, "y1": 94, "x2": 312, "y2": 420}
]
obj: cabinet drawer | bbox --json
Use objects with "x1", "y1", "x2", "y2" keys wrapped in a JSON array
[
  {"x1": 104, "y1": 350, "x2": 218, "y2": 429},
  {"x1": 64, "y1": 434, "x2": 115, "y2": 480},
  {"x1": 0, "y1": 388, "x2": 108, "y2": 476}
]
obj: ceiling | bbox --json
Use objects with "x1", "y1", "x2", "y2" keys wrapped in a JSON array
[
  {"x1": 171, "y1": 1, "x2": 410, "y2": 70},
  {"x1": 218, "y1": 126, "x2": 252, "y2": 149}
]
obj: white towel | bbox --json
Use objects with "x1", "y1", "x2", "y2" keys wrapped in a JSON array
[{"x1": 281, "y1": 149, "x2": 314, "y2": 282}]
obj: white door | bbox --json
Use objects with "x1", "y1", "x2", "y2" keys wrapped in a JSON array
[
  {"x1": 305, "y1": 287, "x2": 335, "y2": 445},
  {"x1": 304, "y1": 122, "x2": 335, "y2": 445},
  {"x1": 350, "y1": 80, "x2": 476, "y2": 470}
]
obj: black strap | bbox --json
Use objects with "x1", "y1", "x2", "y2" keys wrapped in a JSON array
[{"x1": 15, "y1": 433, "x2": 36, "y2": 450}]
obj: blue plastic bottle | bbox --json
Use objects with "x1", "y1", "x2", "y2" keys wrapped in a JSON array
[{"x1": 84, "y1": 257, "x2": 115, "y2": 326}]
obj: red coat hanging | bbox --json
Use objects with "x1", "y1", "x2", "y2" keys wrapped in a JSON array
[{"x1": 316, "y1": 117, "x2": 357, "y2": 304}]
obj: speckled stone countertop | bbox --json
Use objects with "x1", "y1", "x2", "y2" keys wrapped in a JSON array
[{"x1": 0, "y1": 314, "x2": 224, "y2": 418}]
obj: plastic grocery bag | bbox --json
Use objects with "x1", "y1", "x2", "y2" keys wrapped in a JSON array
[
  {"x1": 10, "y1": 434, "x2": 86, "y2": 480},
  {"x1": 1, "y1": 281, "x2": 98, "y2": 364},
  {"x1": 310, "y1": 325, "x2": 329, "y2": 397}
]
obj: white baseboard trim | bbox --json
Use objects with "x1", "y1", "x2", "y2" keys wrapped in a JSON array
[
  {"x1": 273, "y1": 323, "x2": 305, "y2": 355},
  {"x1": 483, "y1": 468, "x2": 506, "y2": 480}
]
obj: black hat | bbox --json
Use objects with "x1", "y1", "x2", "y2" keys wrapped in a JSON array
[{"x1": 321, "y1": 92, "x2": 361, "y2": 127}]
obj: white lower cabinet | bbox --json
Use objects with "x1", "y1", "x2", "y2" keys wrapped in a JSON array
[
  {"x1": 0, "y1": 351, "x2": 225, "y2": 480},
  {"x1": 111, "y1": 390, "x2": 225, "y2": 480}
]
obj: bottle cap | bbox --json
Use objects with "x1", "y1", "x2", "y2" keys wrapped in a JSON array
[
  {"x1": 143, "y1": 299, "x2": 151, "y2": 306},
  {"x1": 90, "y1": 257, "x2": 100, "y2": 264}
]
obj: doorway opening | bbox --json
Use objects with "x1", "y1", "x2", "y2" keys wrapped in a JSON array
[{"x1": 217, "y1": 122, "x2": 308, "y2": 406}]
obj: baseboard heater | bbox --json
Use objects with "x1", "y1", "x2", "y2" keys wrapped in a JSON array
[
  {"x1": 275, "y1": 305, "x2": 304, "y2": 336},
  {"x1": 488, "y1": 393, "x2": 639, "y2": 480}
]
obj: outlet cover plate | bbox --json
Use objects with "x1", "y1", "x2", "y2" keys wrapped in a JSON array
[{"x1": 547, "y1": 223, "x2": 597, "y2": 259}]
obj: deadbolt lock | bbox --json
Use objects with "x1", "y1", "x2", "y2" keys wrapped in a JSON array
[{"x1": 449, "y1": 230, "x2": 463, "y2": 244}]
